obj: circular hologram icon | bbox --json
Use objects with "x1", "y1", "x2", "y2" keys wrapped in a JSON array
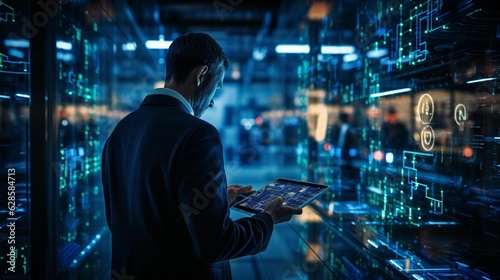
[
  {"x1": 417, "y1": 93, "x2": 434, "y2": 124},
  {"x1": 454, "y1": 104, "x2": 467, "y2": 126},
  {"x1": 420, "y1": 125, "x2": 435, "y2": 151}
]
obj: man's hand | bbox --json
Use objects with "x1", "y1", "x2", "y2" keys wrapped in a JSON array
[
  {"x1": 263, "y1": 196, "x2": 302, "y2": 224},
  {"x1": 227, "y1": 185, "x2": 254, "y2": 205}
]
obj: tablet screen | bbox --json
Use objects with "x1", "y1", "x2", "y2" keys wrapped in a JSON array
[{"x1": 233, "y1": 178, "x2": 330, "y2": 214}]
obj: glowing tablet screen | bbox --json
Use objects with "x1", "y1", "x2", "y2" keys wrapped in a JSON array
[{"x1": 233, "y1": 178, "x2": 330, "y2": 214}]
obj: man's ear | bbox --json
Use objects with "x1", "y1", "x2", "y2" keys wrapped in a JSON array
[{"x1": 195, "y1": 65, "x2": 209, "y2": 86}]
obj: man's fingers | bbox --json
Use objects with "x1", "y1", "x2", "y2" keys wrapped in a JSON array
[
  {"x1": 238, "y1": 185, "x2": 252, "y2": 193},
  {"x1": 278, "y1": 197, "x2": 302, "y2": 215},
  {"x1": 291, "y1": 207, "x2": 303, "y2": 215},
  {"x1": 282, "y1": 204, "x2": 302, "y2": 215},
  {"x1": 244, "y1": 190, "x2": 256, "y2": 196}
]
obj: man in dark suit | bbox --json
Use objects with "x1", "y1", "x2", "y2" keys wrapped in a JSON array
[{"x1": 101, "y1": 32, "x2": 302, "y2": 279}]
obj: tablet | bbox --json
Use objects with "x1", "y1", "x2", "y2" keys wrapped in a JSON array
[{"x1": 232, "y1": 178, "x2": 330, "y2": 214}]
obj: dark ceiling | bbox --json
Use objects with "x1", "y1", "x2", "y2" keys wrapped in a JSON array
[
  {"x1": 120, "y1": 0, "x2": 359, "y2": 82},
  {"x1": 125, "y1": 0, "x2": 306, "y2": 59},
  {"x1": 118, "y1": 0, "x2": 499, "y2": 86}
]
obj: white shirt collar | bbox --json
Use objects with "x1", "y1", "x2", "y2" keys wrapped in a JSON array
[{"x1": 153, "y1": 88, "x2": 194, "y2": 116}]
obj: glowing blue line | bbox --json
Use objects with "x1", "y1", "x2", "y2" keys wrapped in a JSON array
[
  {"x1": 15, "y1": 93, "x2": 30, "y2": 98},
  {"x1": 370, "y1": 88, "x2": 412, "y2": 98},
  {"x1": 367, "y1": 239, "x2": 379, "y2": 248},
  {"x1": 466, "y1": 77, "x2": 497, "y2": 84}
]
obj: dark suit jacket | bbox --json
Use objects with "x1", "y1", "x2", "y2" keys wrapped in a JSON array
[{"x1": 101, "y1": 94, "x2": 274, "y2": 279}]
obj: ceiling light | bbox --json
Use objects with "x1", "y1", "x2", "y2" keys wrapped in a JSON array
[
  {"x1": 275, "y1": 44, "x2": 356, "y2": 54},
  {"x1": 366, "y1": 48, "x2": 388, "y2": 58},
  {"x1": 343, "y1": 53, "x2": 359, "y2": 62},
  {"x1": 122, "y1": 42, "x2": 137, "y2": 51},
  {"x1": 56, "y1": 52, "x2": 74, "y2": 62},
  {"x1": 4, "y1": 39, "x2": 29, "y2": 48},
  {"x1": 321, "y1": 45, "x2": 355, "y2": 54},
  {"x1": 7, "y1": 48, "x2": 24, "y2": 59},
  {"x1": 145, "y1": 35, "x2": 172, "y2": 49},
  {"x1": 15, "y1": 93, "x2": 30, "y2": 98},
  {"x1": 466, "y1": 77, "x2": 497, "y2": 84},
  {"x1": 275, "y1": 44, "x2": 310, "y2": 54},
  {"x1": 370, "y1": 88, "x2": 412, "y2": 98},
  {"x1": 56, "y1": 41, "x2": 72, "y2": 50}
]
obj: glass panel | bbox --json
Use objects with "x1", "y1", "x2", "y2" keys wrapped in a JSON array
[
  {"x1": 52, "y1": 1, "x2": 118, "y2": 277},
  {"x1": 51, "y1": 0, "x2": 155, "y2": 277},
  {"x1": 291, "y1": 0, "x2": 500, "y2": 278},
  {"x1": 0, "y1": 0, "x2": 31, "y2": 277}
]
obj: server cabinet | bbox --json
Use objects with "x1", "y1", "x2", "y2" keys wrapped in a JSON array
[
  {"x1": 1, "y1": 0, "x2": 155, "y2": 278},
  {"x1": 0, "y1": 1, "x2": 31, "y2": 277}
]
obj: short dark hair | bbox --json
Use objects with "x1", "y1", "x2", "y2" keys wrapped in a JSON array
[
  {"x1": 165, "y1": 32, "x2": 229, "y2": 83},
  {"x1": 387, "y1": 106, "x2": 397, "y2": 115}
]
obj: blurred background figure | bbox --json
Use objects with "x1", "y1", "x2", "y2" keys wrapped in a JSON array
[
  {"x1": 381, "y1": 106, "x2": 409, "y2": 151},
  {"x1": 331, "y1": 111, "x2": 358, "y2": 178}
]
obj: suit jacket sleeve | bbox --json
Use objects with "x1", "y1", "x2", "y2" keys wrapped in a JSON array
[{"x1": 175, "y1": 121, "x2": 273, "y2": 263}]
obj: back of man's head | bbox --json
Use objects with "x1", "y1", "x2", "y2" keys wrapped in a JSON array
[{"x1": 165, "y1": 32, "x2": 229, "y2": 83}]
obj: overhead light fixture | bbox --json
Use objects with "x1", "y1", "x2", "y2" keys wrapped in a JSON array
[
  {"x1": 56, "y1": 40, "x2": 72, "y2": 50},
  {"x1": 56, "y1": 52, "x2": 74, "y2": 62},
  {"x1": 15, "y1": 93, "x2": 30, "y2": 98},
  {"x1": 275, "y1": 44, "x2": 310, "y2": 54},
  {"x1": 4, "y1": 39, "x2": 29, "y2": 48},
  {"x1": 145, "y1": 35, "x2": 172, "y2": 49},
  {"x1": 366, "y1": 48, "x2": 388, "y2": 58},
  {"x1": 122, "y1": 42, "x2": 137, "y2": 51},
  {"x1": 370, "y1": 88, "x2": 412, "y2": 98},
  {"x1": 343, "y1": 53, "x2": 359, "y2": 62},
  {"x1": 466, "y1": 77, "x2": 497, "y2": 84},
  {"x1": 0, "y1": 95, "x2": 10, "y2": 99},
  {"x1": 275, "y1": 44, "x2": 356, "y2": 54},
  {"x1": 8, "y1": 48, "x2": 25, "y2": 59},
  {"x1": 321, "y1": 45, "x2": 355, "y2": 54}
]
